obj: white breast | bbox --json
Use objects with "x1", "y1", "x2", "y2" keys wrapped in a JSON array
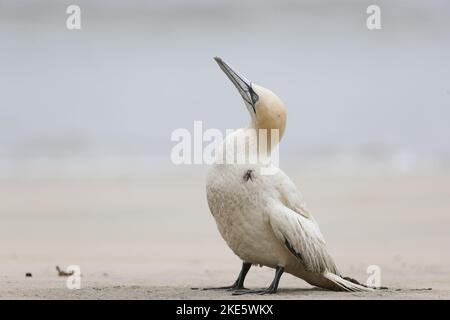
[{"x1": 206, "y1": 163, "x2": 292, "y2": 267}]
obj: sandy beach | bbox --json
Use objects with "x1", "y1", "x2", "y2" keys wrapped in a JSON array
[
  {"x1": 1, "y1": 170, "x2": 449, "y2": 299},
  {"x1": 1, "y1": 0, "x2": 449, "y2": 302}
]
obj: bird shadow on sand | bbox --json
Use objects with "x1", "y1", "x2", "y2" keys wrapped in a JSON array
[
  {"x1": 278, "y1": 287, "x2": 330, "y2": 293},
  {"x1": 274, "y1": 287, "x2": 342, "y2": 296},
  {"x1": 191, "y1": 286, "x2": 421, "y2": 296},
  {"x1": 264, "y1": 287, "x2": 432, "y2": 296}
]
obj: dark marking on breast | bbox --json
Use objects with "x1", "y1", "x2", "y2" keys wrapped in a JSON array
[
  {"x1": 285, "y1": 239, "x2": 305, "y2": 264},
  {"x1": 243, "y1": 169, "x2": 254, "y2": 182}
]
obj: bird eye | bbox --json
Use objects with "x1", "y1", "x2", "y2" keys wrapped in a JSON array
[{"x1": 251, "y1": 92, "x2": 259, "y2": 104}]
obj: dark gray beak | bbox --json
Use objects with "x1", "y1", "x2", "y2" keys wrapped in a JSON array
[{"x1": 214, "y1": 57, "x2": 258, "y2": 113}]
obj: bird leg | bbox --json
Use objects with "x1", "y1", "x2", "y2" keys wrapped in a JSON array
[
  {"x1": 192, "y1": 262, "x2": 251, "y2": 291},
  {"x1": 233, "y1": 265, "x2": 284, "y2": 295}
]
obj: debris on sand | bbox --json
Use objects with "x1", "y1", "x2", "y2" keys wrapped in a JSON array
[
  {"x1": 56, "y1": 266, "x2": 74, "y2": 277},
  {"x1": 25, "y1": 273, "x2": 32, "y2": 277}
]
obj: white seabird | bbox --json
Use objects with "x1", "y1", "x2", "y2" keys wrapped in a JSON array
[{"x1": 205, "y1": 57, "x2": 372, "y2": 294}]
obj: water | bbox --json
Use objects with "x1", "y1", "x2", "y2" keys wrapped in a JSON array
[{"x1": 1, "y1": 0, "x2": 449, "y2": 176}]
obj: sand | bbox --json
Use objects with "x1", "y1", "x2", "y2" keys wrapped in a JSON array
[{"x1": 1, "y1": 170, "x2": 449, "y2": 299}]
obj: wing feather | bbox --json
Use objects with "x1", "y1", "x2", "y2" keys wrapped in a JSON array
[
  {"x1": 268, "y1": 203, "x2": 339, "y2": 275},
  {"x1": 273, "y1": 170, "x2": 312, "y2": 220}
]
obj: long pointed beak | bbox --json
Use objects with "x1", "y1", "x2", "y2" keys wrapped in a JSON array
[{"x1": 214, "y1": 57, "x2": 257, "y2": 112}]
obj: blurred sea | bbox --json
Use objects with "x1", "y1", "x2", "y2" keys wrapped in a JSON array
[{"x1": 1, "y1": 0, "x2": 449, "y2": 177}]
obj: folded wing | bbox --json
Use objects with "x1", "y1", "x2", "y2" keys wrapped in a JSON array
[
  {"x1": 269, "y1": 170, "x2": 339, "y2": 274},
  {"x1": 269, "y1": 204, "x2": 339, "y2": 274}
]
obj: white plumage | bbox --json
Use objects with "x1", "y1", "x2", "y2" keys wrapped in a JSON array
[{"x1": 206, "y1": 57, "x2": 372, "y2": 294}]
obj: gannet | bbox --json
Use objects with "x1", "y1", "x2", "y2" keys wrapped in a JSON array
[{"x1": 205, "y1": 57, "x2": 372, "y2": 294}]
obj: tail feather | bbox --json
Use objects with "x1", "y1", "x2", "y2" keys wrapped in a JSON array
[{"x1": 324, "y1": 272, "x2": 374, "y2": 292}]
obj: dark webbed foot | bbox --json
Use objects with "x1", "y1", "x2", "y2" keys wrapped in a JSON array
[
  {"x1": 232, "y1": 287, "x2": 276, "y2": 295},
  {"x1": 233, "y1": 265, "x2": 284, "y2": 295},
  {"x1": 199, "y1": 283, "x2": 249, "y2": 291},
  {"x1": 191, "y1": 262, "x2": 251, "y2": 292}
]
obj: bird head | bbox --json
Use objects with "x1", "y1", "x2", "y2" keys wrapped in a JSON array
[{"x1": 214, "y1": 57, "x2": 287, "y2": 144}]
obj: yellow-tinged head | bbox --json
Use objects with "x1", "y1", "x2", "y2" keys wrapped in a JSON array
[
  {"x1": 251, "y1": 84, "x2": 287, "y2": 140},
  {"x1": 214, "y1": 57, "x2": 287, "y2": 147}
]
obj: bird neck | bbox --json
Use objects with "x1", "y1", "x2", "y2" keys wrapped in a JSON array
[
  {"x1": 250, "y1": 113, "x2": 285, "y2": 154},
  {"x1": 248, "y1": 121, "x2": 281, "y2": 155}
]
